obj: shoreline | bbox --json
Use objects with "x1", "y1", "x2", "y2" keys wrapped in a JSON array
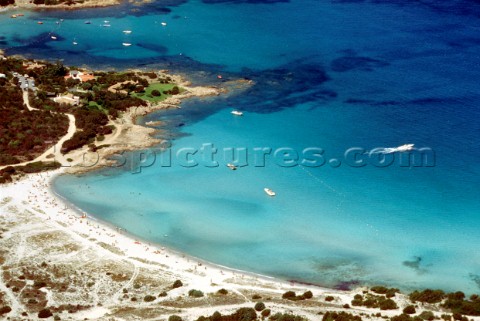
[
  {"x1": 48, "y1": 172, "x2": 289, "y2": 288},
  {"x1": 0, "y1": 169, "x2": 361, "y2": 320},
  {"x1": 3, "y1": 0, "x2": 121, "y2": 11},
  {"x1": 51, "y1": 71, "x2": 225, "y2": 175}
]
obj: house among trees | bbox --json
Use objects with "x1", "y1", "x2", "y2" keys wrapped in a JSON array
[
  {"x1": 65, "y1": 70, "x2": 95, "y2": 82},
  {"x1": 53, "y1": 93, "x2": 80, "y2": 106}
]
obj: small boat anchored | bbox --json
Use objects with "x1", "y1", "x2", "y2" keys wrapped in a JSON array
[
  {"x1": 51, "y1": 36, "x2": 57, "y2": 40},
  {"x1": 264, "y1": 188, "x2": 276, "y2": 197},
  {"x1": 379, "y1": 143, "x2": 415, "y2": 154},
  {"x1": 72, "y1": 41, "x2": 78, "y2": 45},
  {"x1": 227, "y1": 163, "x2": 237, "y2": 170},
  {"x1": 395, "y1": 144, "x2": 415, "y2": 152},
  {"x1": 231, "y1": 110, "x2": 243, "y2": 116},
  {"x1": 122, "y1": 42, "x2": 132, "y2": 47},
  {"x1": 161, "y1": 22, "x2": 167, "y2": 26},
  {"x1": 123, "y1": 30, "x2": 132, "y2": 34}
]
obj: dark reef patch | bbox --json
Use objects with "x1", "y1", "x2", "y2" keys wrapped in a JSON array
[
  {"x1": 403, "y1": 256, "x2": 428, "y2": 274},
  {"x1": 469, "y1": 274, "x2": 480, "y2": 289},
  {"x1": 236, "y1": 61, "x2": 333, "y2": 113},
  {"x1": 331, "y1": 55, "x2": 389, "y2": 72},
  {"x1": 334, "y1": 280, "x2": 361, "y2": 291},
  {"x1": 134, "y1": 43, "x2": 169, "y2": 55}
]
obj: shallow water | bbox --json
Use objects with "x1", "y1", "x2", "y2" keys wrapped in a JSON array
[{"x1": 3, "y1": 0, "x2": 480, "y2": 292}]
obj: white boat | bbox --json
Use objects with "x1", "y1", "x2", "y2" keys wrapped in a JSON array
[
  {"x1": 396, "y1": 144, "x2": 415, "y2": 152},
  {"x1": 122, "y1": 43, "x2": 132, "y2": 47},
  {"x1": 72, "y1": 41, "x2": 78, "y2": 45},
  {"x1": 227, "y1": 163, "x2": 237, "y2": 170},
  {"x1": 104, "y1": 20, "x2": 110, "y2": 23},
  {"x1": 51, "y1": 36, "x2": 57, "y2": 40},
  {"x1": 231, "y1": 110, "x2": 243, "y2": 116},
  {"x1": 123, "y1": 30, "x2": 132, "y2": 34},
  {"x1": 102, "y1": 24, "x2": 111, "y2": 27},
  {"x1": 161, "y1": 22, "x2": 167, "y2": 26},
  {"x1": 264, "y1": 188, "x2": 276, "y2": 197}
]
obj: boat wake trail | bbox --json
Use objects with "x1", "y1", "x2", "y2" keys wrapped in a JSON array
[{"x1": 373, "y1": 144, "x2": 415, "y2": 154}]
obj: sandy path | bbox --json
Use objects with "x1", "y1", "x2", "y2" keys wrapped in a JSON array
[
  {"x1": 0, "y1": 94, "x2": 77, "y2": 171},
  {"x1": 23, "y1": 90, "x2": 36, "y2": 111}
]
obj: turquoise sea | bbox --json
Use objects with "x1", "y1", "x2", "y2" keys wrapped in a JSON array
[{"x1": 2, "y1": 0, "x2": 480, "y2": 292}]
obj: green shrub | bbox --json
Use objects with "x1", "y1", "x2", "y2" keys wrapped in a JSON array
[
  {"x1": 391, "y1": 314, "x2": 413, "y2": 321},
  {"x1": 254, "y1": 302, "x2": 266, "y2": 311},
  {"x1": 325, "y1": 296, "x2": 335, "y2": 302},
  {"x1": 409, "y1": 289, "x2": 445, "y2": 304},
  {"x1": 371, "y1": 286, "x2": 399, "y2": 298},
  {"x1": 262, "y1": 309, "x2": 271, "y2": 317},
  {"x1": 38, "y1": 308, "x2": 53, "y2": 318},
  {"x1": 172, "y1": 280, "x2": 183, "y2": 288},
  {"x1": 252, "y1": 294, "x2": 262, "y2": 300},
  {"x1": 271, "y1": 312, "x2": 307, "y2": 321},
  {"x1": 442, "y1": 292, "x2": 480, "y2": 316},
  {"x1": 419, "y1": 311, "x2": 435, "y2": 321},
  {"x1": 188, "y1": 289, "x2": 204, "y2": 298},
  {"x1": 232, "y1": 308, "x2": 257, "y2": 321},
  {"x1": 303, "y1": 291, "x2": 313, "y2": 299},
  {"x1": 169, "y1": 315, "x2": 183, "y2": 321},
  {"x1": 159, "y1": 291, "x2": 168, "y2": 297},
  {"x1": 211, "y1": 311, "x2": 222, "y2": 321},
  {"x1": 379, "y1": 298, "x2": 398, "y2": 310},
  {"x1": 0, "y1": 306, "x2": 12, "y2": 315},
  {"x1": 217, "y1": 288, "x2": 228, "y2": 295},
  {"x1": 452, "y1": 313, "x2": 462, "y2": 320},
  {"x1": 144, "y1": 295, "x2": 156, "y2": 302},
  {"x1": 323, "y1": 311, "x2": 362, "y2": 321},
  {"x1": 403, "y1": 306, "x2": 416, "y2": 314},
  {"x1": 282, "y1": 291, "x2": 297, "y2": 300},
  {"x1": 151, "y1": 89, "x2": 161, "y2": 96}
]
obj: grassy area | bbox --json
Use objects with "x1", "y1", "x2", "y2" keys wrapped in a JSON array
[
  {"x1": 88, "y1": 101, "x2": 101, "y2": 108},
  {"x1": 131, "y1": 83, "x2": 181, "y2": 103}
]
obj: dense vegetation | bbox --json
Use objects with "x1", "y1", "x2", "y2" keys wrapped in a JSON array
[
  {"x1": 282, "y1": 290, "x2": 313, "y2": 301},
  {"x1": 0, "y1": 56, "x2": 182, "y2": 177},
  {"x1": 0, "y1": 0, "x2": 14, "y2": 7},
  {"x1": 351, "y1": 293, "x2": 398, "y2": 310},
  {"x1": 0, "y1": 68, "x2": 68, "y2": 166},
  {"x1": 409, "y1": 289, "x2": 446, "y2": 304},
  {"x1": 323, "y1": 311, "x2": 362, "y2": 321},
  {"x1": 0, "y1": 162, "x2": 62, "y2": 183},
  {"x1": 195, "y1": 307, "x2": 258, "y2": 321}
]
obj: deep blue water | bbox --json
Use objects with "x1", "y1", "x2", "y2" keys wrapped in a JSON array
[{"x1": 2, "y1": 0, "x2": 480, "y2": 292}]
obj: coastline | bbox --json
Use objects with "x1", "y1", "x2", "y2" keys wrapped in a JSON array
[
  {"x1": 0, "y1": 169, "x2": 359, "y2": 320},
  {"x1": 54, "y1": 72, "x2": 225, "y2": 175},
  {"x1": 4, "y1": 0, "x2": 120, "y2": 11},
  {"x1": 0, "y1": 68, "x2": 476, "y2": 321},
  {"x1": 0, "y1": 65, "x2": 414, "y2": 319}
]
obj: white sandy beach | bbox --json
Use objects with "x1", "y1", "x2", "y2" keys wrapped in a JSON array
[
  {"x1": 0, "y1": 169, "x2": 360, "y2": 320},
  {"x1": 1, "y1": 168, "x2": 464, "y2": 321}
]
